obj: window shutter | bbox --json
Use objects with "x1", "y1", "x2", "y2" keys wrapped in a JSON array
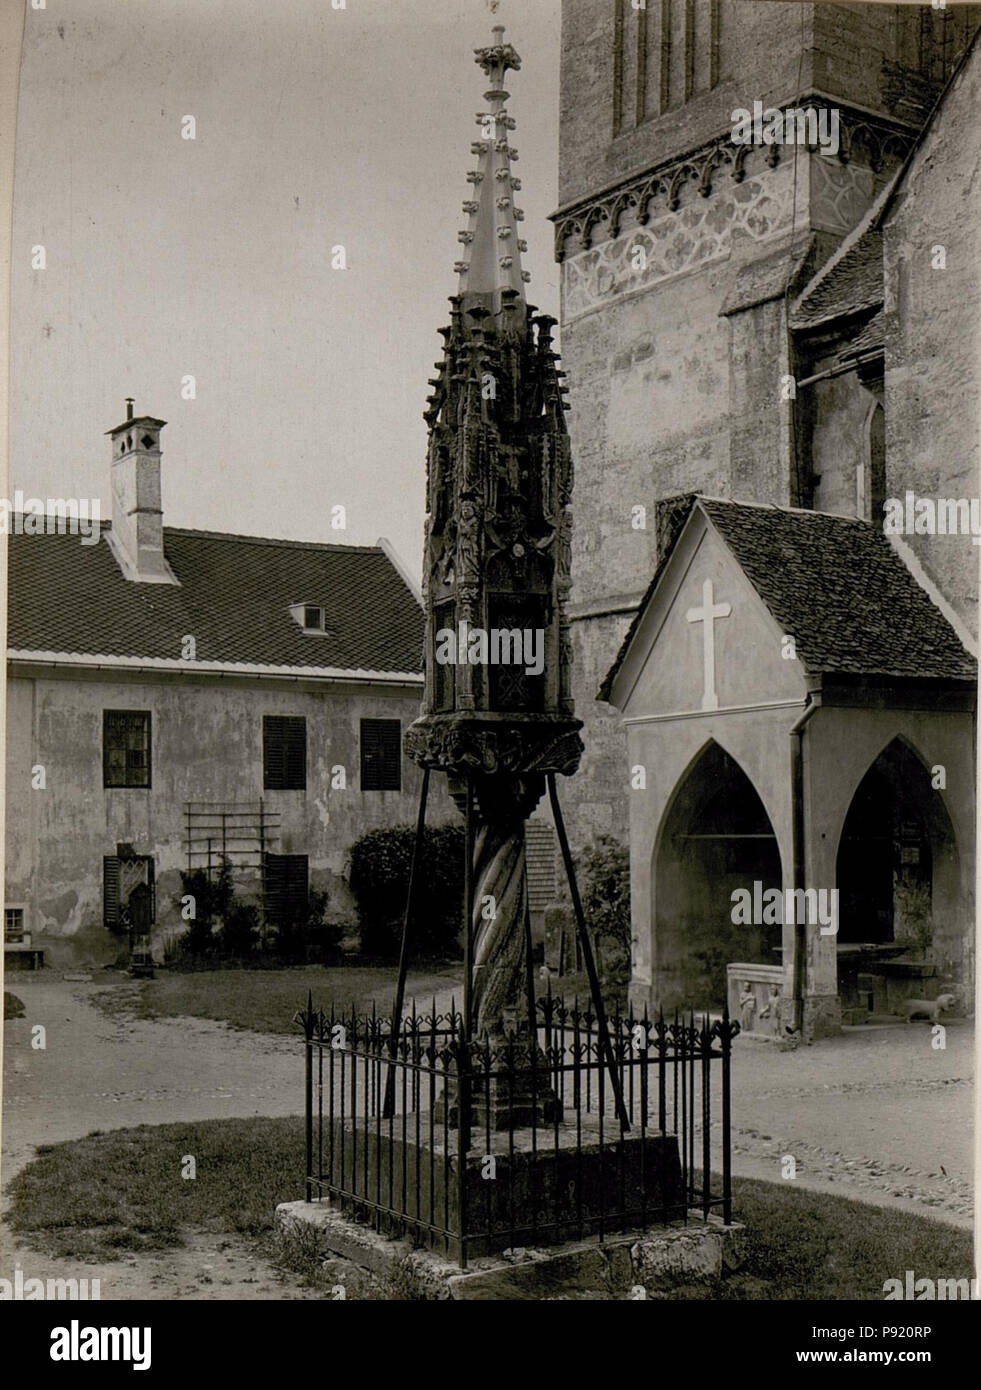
[
  {"x1": 360, "y1": 719, "x2": 402, "y2": 791},
  {"x1": 103, "y1": 856, "x2": 121, "y2": 931},
  {"x1": 264, "y1": 716, "x2": 306, "y2": 791},
  {"x1": 285, "y1": 722, "x2": 306, "y2": 790},
  {"x1": 264, "y1": 853, "x2": 309, "y2": 925}
]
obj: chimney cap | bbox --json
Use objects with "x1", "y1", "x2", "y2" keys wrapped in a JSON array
[{"x1": 106, "y1": 414, "x2": 167, "y2": 437}]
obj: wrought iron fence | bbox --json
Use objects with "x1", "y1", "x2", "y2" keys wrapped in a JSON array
[{"x1": 297, "y1": 992, "x2": 738, "y2": 1268}]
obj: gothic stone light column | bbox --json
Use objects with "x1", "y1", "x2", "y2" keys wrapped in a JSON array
[{"x1": 405, "y1": 26, "x2": 583, "y2": 1128}]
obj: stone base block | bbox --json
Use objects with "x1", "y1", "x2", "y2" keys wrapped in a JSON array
[
  {"x1": 434, "y1": 1047, "x2": 563, "y2": 1130},
  {"x1": 319, "y1": 1118, "x2": 684, "y2": 1259},
  {"x1": 275, "y1": 1199, "x2": 745, "y2": 1299}
]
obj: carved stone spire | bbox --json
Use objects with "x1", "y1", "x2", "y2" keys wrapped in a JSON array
[{"x1": 455, "y1": 25, "x2": 529, "y2": 312}]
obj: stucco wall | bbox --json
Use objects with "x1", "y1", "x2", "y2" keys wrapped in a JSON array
[{"x1": 4, "y1": 667, "x2": 451, "y2": 957}]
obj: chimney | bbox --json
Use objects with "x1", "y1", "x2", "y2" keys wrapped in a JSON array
[{"x1": 105, "y1": 401, "x2": 178, "y2": 584}]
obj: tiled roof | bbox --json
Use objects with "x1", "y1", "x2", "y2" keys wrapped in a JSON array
[
  {"x1": 838, "y1": 307, "x2": 884, "y2": 359},
  {"x1": 790, "y1": 222, "x2": 883, "y2": 331},
  {"x1": 7, "y1": 524, "x2": 424, "y2": 677},
  {"x1": 792, "y1": 27, "x2": 981, "y2": 337},
  {"x1": 600, "y1": 497, "x2": 975, "y2": 701}
]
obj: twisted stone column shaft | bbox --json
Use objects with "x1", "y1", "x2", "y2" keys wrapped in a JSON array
[
  {"x1": 453, "y1": 772, "x2": 544, "y2": 1041},
  {"x1": 470, "y1": 815, "x2": 529, "y2": 1038}
]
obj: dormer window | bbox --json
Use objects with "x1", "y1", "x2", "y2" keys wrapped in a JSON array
[{"x1": 288, "y1": 601, "x2": 331, "y2": 635}]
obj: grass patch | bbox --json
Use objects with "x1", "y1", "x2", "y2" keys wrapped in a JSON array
[
  {"x1": 721, "y1": 1177, "x2": 974, "y2": 1300},
  {"x1": 7, "y1": 1117, "x2": 306, "y2": 1260},
  {"x1": 91, "y1": 965, "x2": 463, "y2": 1036},
  {"x1": 7, "y1": 1118, "x2": 970, "y2": 1299}
]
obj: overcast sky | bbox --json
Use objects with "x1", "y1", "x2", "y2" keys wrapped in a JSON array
[{"x1": 10, "y1": 0, "x2": 561, "y2": 582}]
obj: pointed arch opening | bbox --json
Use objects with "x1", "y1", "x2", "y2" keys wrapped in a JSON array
[
  {"x1": 653, "y1": 741, "x2": 782, "y2": 1010},
  {"x1": 835, "y1": 737, "x2": 958, "y2": 950}
]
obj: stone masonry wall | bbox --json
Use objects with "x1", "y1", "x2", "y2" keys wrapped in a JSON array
[
  {"x1": 882, "y1": 37, "x2": 981, "y2": 639},
  {"x1": 558, "y1": 1, "x2": 816, "y2": 210}
]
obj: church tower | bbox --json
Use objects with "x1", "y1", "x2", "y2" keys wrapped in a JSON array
[{"x1": 554, "y1": 0, "x2": 980, "y2": 847}]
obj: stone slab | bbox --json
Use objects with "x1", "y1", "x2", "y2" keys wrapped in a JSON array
[{"x1": 275, "y1": 1199, "x2": 745, "y2": 1300}]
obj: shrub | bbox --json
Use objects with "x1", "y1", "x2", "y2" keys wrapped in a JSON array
[
  {"x1": 219, "y1": 902, "x2": 260, "y2": 958},
  {"x1": 578, "y1": 836, "x2": 631, "y2": 996},
  {"x1": 4, "y1": 992, "x2": 26, "y2": 1020},
  {"x1": 173, "y1": 861, "x2": 234, "y2": 958},
  {"x1": 349, "y1": 824, "x2": 465, "y2": 959},
  {"x1": 271, "y1": 889, "x2": 343, "y2": 965}
]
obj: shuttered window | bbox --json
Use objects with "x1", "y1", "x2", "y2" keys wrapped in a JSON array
[
  {"x1": 103, "y1": 854, "x2": 156, "y2": 933},
  {"x1": 103, "y1": 856, "x2": 122, "y2": 930},
  {"x1": 263, "y1": 716, "x2": 307, "y2": 790},
  {"x1": 264, "y1": 853, "x2": 309, "y2": 926},
  {"x1": 360, "y1": 718, "x2": 402, "y2": 791},
  {"x1": 103, "y1": 710, "x2": 151, "y2": 788}
]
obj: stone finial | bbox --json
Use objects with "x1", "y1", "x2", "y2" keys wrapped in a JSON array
[
  {"x1": 473, "y1": 25, "x2": 521, "y2": 79},
  {"x1": 452, "y1": 26, "x2": 528, "y2": 306}
]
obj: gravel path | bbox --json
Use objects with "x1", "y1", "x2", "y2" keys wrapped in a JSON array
[
  {"x1": 1, "y1": 971, "x2": 460, "y2": 1300},
  {"x1": 726, "y1": 1024, "x2": 974, "y2": 1227}
]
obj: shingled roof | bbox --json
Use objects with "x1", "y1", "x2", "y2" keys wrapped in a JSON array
[
  {"x1": 7, "y1": 524, "x2": 424, "y2": 678},
  {"x1": 790, "y1": 216, "x2": 884, "y2": 332},
  {"x1": 600, "y1": 497, "x2": 975, "y2": 702}
]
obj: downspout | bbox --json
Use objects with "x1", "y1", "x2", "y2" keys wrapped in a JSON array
[{"x1": 789, "y1": 691, "x2": 822, "y2": 1036}]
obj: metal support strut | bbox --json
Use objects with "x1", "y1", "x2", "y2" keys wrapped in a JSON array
[
  {"x1": 382, "y1": 765, "x2": 630, "y2": 1134},
  {"x1": 548, "y1": 773, "x2": 631, "y2": 1132},
  {"x1": 382, "y1": 768, "x2": 430, "y2": 1119}
]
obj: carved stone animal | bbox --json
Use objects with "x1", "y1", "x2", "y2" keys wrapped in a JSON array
[{"x1": 900, "y1": 994, "x2": 956, "y2": 1023}]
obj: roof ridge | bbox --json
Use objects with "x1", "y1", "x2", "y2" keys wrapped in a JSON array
[
  {"x1": 5, "y1": 517, "x2": 389, "y2": 554},
  {"x1": 697, "y1": 495, "x2": 870, "y2": 525},
  {"x1": 161, "y1": 526, "x2": 383, "y2": 553}
]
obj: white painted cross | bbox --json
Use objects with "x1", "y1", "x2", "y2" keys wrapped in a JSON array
[{"x1": 686, "y1": 578, "x2": 732, "y2": 711}]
